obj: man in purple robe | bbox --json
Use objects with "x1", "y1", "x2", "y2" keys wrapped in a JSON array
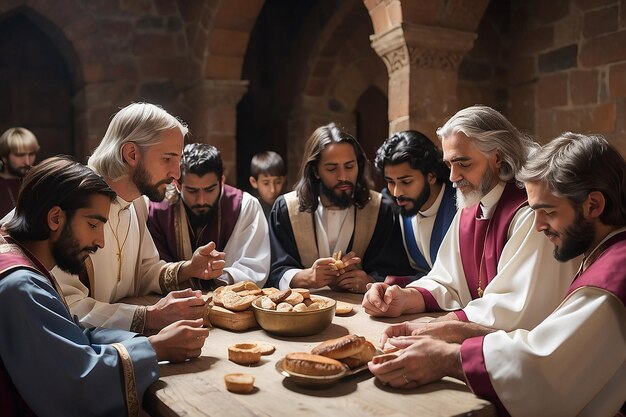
[
  {"x1": 148, "y1": 143, "x2": 270, "y2": 288},
  {"x1": 363, "y1": 105, "x2": 578, "y2": 336},
  {"x1": 369, "y1": 133, "x2": 626, "y2": 417}
]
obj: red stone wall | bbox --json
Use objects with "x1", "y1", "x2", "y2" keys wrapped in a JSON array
[{"x1": 506, "y1": 0, "x2": 626, "y2": 155}]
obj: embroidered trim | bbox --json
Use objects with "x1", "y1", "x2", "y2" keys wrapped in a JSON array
[
  {"x1": 159, "y1": 261, "x2": 184, "y2": 293},
  {"x1": 130, "y1": 305, "x2": 146, "y2": 334},
  {"x1": 111, "y1": 343, "x2": 139, "y2": 417}
]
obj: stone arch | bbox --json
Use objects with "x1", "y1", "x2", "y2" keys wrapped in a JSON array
[
  {"x1": 189, "y1": 0, "x2": 265, "y2": 183},
  {"x1": 286, "y1": 0, "x2": 388, "y2": 182},
  {"x1": 0, "y1": 1, "x2": 104, "y2": 158}
]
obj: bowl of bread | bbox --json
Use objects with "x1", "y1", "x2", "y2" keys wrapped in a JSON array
[
  {"x1": 276, "y1": 334, "x2": 378, "y2": 387},
  {"x1": 251, "y1": 288, "x2": 336, "y2": 336}
]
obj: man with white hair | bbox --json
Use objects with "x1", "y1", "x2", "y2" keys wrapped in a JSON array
[
  {"x1": 54, "y1": 102, "x2": 226, "y2": 333},
  {"x1": 363, "y1": 105, "x2": 578, "y2": 336},
  {"x1": 369, "y1": 133, "x2": 626, "y2": 417}
]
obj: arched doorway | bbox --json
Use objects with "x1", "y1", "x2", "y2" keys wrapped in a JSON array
[
  {"x1": 355, "y1": 85, "x2": 388, "y2": 189},
  {"x1": 0, "y1": 12, "x2": 73, "y2": 161}
]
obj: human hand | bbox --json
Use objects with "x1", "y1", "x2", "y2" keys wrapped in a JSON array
[
  {"x1": 362, "y1": 283, "x2": 419, "y2": 317},
  {"x1": 291, "y1": 257, "x2": 339, "y2": 289},
  {"x1": 191, "y1": 242, "x2": 226, "y2": 280},
  {"x1": 334, "y1": 266, "x2": 371, "y2": 293},
  {"x1": 411, "y1": 320, "x2": 495, "y2": 344},
  {"x1": 368, "y1": 336, "x2": 462, "y2": 388},
  {"x1": 379, "y1": 321, "x2": 427, "y2": 349},
  {"x1": 148, "y1": 318, "x2": 209, "y2": 362},
  {"x1": 146, "y1": 288, "x2": 207, "y2": 330}
]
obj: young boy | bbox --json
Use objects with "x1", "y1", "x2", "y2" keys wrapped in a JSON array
[{"x1": 249, "y1": 151, "x2": 286, "y2": 219}]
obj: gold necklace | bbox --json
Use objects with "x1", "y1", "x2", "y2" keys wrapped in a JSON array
[{"x1": 109, "y1": 207, "x2": 131, "y2": 282}]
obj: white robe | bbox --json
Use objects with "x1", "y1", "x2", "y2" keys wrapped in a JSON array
[
  {"x1": 54, "y1": 196, "x2": 169, "y2": 330},
  {"x1": 408, "y1": 182, "x2": 580, "y2": 331},
  {"x1": 463, "y1": 230, "x2": 626, "y2": 416},
  {"x1": 178, "y1": 192, "x2": 270, "y2": 287}
]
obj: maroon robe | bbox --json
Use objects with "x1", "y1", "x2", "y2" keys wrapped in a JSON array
[
  {"x1": 147, "y1": 184, "x2": 243, "y2": 262},
  {"x1": 458, "y1": 182, "x2": 528, "y2": 300},
  {"x1": 0, "y1": 176, "x2": 21, "y2": 218}
]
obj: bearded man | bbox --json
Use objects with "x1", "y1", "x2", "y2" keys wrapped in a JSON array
[
  {"x1": 52, "y1": 103, "x2": 226, "y2": 333},
  {"x1": 147, "y1": 143, "x2": 269, "y2": 287},
  {"x1": 363, "y1": 105, "x2": 578, "y2": 335},
  {"x1": 267, "y1": 123, "x2": 413, "y2": 292},
  {"x1": 0, "y1": 127, "x2": 39, "y2": 217}
]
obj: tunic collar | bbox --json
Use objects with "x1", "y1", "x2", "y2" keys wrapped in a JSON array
[
  {"x1": 479, "y1": 181, "x2": 506, "y2": 219},
  {"x1": 419, "y1": 183, "x2": 447, "y2": 218}
]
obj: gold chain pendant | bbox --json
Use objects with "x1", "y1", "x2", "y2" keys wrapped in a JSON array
[{"x1": 477, "y1": 287, "x2": 484, "y2": 297}]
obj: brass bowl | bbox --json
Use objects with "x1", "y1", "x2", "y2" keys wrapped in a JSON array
[{"x1": 251, "y1": 295, "x2": 336, "y2": 337}]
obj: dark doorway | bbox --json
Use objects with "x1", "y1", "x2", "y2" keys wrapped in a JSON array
[
  {"x1": 355, "y1": 85, "x2": 388, "y2": 190},
  {"x1": 0, "y1": 12, "x2": 74, "y2": 161}
]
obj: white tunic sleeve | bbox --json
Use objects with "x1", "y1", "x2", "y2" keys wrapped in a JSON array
[
  {"x1": 462, "y1": 287, "x2": 626, "y2": 417},
  {"x1": 55, "y1": 201, "x2": 168, "y2": 330},
  {"x1": 409, "y1": 206, "x2": 579, "y2": 331},
  {"x1": 221, "y1": 192, "x2": 270, "y2": 286}
]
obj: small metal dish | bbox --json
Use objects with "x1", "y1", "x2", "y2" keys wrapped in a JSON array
[{"x1": 275, "y1": 359, "x2": 347, "y2": 387}]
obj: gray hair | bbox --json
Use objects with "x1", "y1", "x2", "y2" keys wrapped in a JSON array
[
  {"x1": 88, "y1": 102, "x2": 188, "y2": 180},
  {"x1": 436, "y1": 105, "x2": 538, "y2": 185},
  {"x1": 518, "y1": 132, "x2": 626, "y2": 227}
]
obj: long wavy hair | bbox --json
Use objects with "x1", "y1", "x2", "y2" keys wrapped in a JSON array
[
  {"x1": 294, "y1": 123, "x2": 372, "y2": 212},
  {"x1": 436, "y1": 105, "x2": 538, "y2": 186}
]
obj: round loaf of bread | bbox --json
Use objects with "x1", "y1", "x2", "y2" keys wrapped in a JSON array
[
  {"x1": 283, "y1": 352, "x2": 346, "y2": 377},
  {"x1": 224, "y1": 373, "x2": 255, "y2": 393},
  {"x1": 310, "y1": 334, "x2": 367, "y2": 359},
  {"x1": 228, "y1": 343, "x2": 262, "y2": 365}
]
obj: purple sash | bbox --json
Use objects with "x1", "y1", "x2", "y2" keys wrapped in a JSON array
[
  {"x1": 568, "y1": 232, "x2": 626, "y2": 304},
  {"x1": 458, "y1": 183, "x2": 528, "y2": 299}
]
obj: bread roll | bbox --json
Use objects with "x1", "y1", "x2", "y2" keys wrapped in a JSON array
[
  {"x1": 228, "y1": 343, "x2": 262, "y2": 365},
  {"x1": 311, "y1": 334, "x2": 367, "y2": 359},
  {"x1": 224, "y1": 373, "x2": 255, "y2": 393},
  {"x1": 269, "y1": 288, "x2": 292, "y2": 304},
  {"x1": 283, "y1": 352, "x2": 346, "y2": 376},
  {"x1": 339, "y1": 341, "x2": 376, "y2": 369}
]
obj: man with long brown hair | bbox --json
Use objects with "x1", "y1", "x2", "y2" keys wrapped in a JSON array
[{"x1": 267, "y1": 123, "x2": 413, "y2": 291}]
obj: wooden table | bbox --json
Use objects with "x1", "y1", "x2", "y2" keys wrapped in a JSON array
[{"x1": 134, "y1": 290, "x2": 495, "y2": 417}]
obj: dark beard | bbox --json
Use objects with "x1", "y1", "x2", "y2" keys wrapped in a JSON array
[
  {"x1": 184, "y1": 201, "x2": 218, "y2": 230},
  {"x1": 7, "y1": 162, "x2": 30, "y2": 177},
  {"x1": 553, "y1": 209, "x2": 595, "y2": 262},
  {"x1": 395, "y1": 184, "x2": 431, "y2": 217},
  {"x1": 319, "y1": 180, "x2": 354, "y2": 209},
  {"x1": 53, "y1": 223, "x2": 97, "y2": 275},
  {"x1": 132, "y1": 161, "x2": 172, "y2": 202}
]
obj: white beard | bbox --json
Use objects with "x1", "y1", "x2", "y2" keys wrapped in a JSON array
[{"x1": 455, "y1": 188, "x2": 483, "y2": 209}]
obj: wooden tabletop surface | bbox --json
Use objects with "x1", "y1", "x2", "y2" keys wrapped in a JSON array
[{"x1": 130, "y1": 290, "x2": 495, "y2": 417}]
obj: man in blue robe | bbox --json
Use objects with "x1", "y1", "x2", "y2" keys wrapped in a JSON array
[
  {"x1": 374, "y1": 130, "x2": 456, "y2": 286},
  {"x1": 0, "y1": 157, "x2": 208, "y2": 416}
]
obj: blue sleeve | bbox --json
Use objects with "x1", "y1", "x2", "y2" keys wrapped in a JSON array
[{"x1": 0, "y1": 270, "x2": 159, "y2": 417}]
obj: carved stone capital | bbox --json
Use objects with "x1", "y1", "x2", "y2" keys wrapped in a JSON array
[
  {"x1": 184, "y1": 79, "x2": 249, "y2": 108},
  {"x1": 371, "y1": 23, "x2": 476, "y2": 74}
]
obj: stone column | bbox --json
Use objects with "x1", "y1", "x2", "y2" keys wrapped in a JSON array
[
  {"x1": 184, "y1": 79, "x2": 249, "y2": 184},
  {"x1": 371, "y1": 23, "x2": 476, "y2": 139}
]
